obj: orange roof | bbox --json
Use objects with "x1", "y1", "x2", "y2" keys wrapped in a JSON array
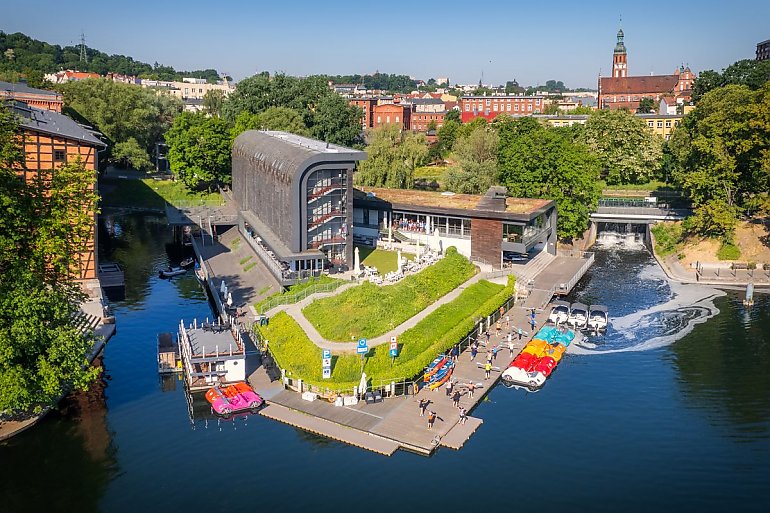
[{"x1": 600, "y1": 75, "x2": 679, "y2": 95}]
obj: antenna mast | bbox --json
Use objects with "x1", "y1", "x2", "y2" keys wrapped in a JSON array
[{"x1": 79, "y1": 31, "x2": 88, "y2": 63}]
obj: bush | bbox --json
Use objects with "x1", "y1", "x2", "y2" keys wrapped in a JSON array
[
  {"x1": 717, "y1": 241, "x2": 741, "y2": 261},
  {"x1": 261, "y1": 276, "x2": 514, "y2": 391},
  {"x1": 650, "y1": 222, "x2": 684, "y2": 257},
  {"x1": 302, "y1": 247, "x2": 477, "y2": 341}
]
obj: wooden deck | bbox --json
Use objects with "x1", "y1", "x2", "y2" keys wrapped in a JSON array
[
  {"x1": 259, "y1": 403, "x2": 399, "y2": 456},
  {"x1": 440, "y1": 416, "x2": 483, "y2": 449}
]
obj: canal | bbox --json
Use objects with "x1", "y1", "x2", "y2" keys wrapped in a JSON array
[{"x1": 1, "y1": 214, "x2": 769, "y2": 513}]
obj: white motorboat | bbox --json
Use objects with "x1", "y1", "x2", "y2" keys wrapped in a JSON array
[
  {"x1": 587, "y1": 305, "x2": 609, "y2": 332},
  {"x1": 548, "y1": 300, "x2": 570, "y2": 325},
  {"x1": 567, "y1": 302, "x2": 588, "y2": 330},
  {"x1": 159, "y1": 266, "x2": 187, "y2": 278}
]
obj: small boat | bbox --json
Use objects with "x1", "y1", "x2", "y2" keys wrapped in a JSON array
[
  {"x1": 180, "y1": 257, "x2": 195, "y2": 268},
  {"x1": 423, "y1": 354, "x2": 449, "y2": 382},
  {"x1": 159, "y1": 266, "x2": 187, "y2": 278},
  {"x1": 427, "y1": 360, "x2": 455, "y2": 390},
  {"x1": 205, "y1": 382, "x2": 263, "y2": 416},
  {"x1": 587, "y1": 305, "x2": 609, "y2": 332},
  {"x1": 194, "y1": 262, "x2": 206, "y2": 284},
  {"x1": 548, "y1": 300, "x2": 570, "y2": 325},
  {"x1": 567, "y1": 302, "x2": 588, "y2": 330}
]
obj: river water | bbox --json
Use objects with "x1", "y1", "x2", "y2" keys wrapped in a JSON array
[{"x1": 1, "y1": 215, "x2": 769, "y2": 513}]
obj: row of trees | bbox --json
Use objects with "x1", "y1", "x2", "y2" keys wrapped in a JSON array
[
  {"x1": 0, "y1": 105, "x2": 99, "y2": 414},
  {"x1": 323, "y1": 73, "x2": 418, "y2": 93},
  {"x1": 0, "y1": 31, "x2": 225, "y2": 82}
]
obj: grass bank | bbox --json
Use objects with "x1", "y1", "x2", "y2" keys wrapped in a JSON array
[
  {"x1": 99, "y1": 178, "x2": 223, "y2": 210},
  {"x1": 357, "y1": 246, "x2": 414, "y2": 275},
  {"x1": 302, "y1": 247, "x2": 476, "y2": 341},
  {"x1": 261, "y1": 276, "x2": 513, "y2": 391},
  {"x1": 254, "y1": 275, "x2": 344, "y2": 313}
]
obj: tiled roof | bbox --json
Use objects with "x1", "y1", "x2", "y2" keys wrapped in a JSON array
[
  {"x1": 9, "y1": 102, "x2": 105, "y2": 147},
  {"x1": 0, "y1": 80, "x2": 61, "y2": 97},
  {"x1": 599, "y1": 75, "x2": 679, "y2": 95}
]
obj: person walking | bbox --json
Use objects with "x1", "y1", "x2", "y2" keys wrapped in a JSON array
[
  {"x1": 468, "y1": 382, "x2": 476, "y2": 399},
  {"x1": 419, "y1": 398, "x2": 427, "y2": 417},
  {"x1": 428, "y1": 410, "x2": 436, "y2": 430},
  {"x1": 446, "y1": 379, "x2": 454, "y2": 397},
  {"x1": 484, "y1": 361, "x2": 492, "y2": 380},
  {"x1": 459, "y1": 407, "x2": 467, "y2": 425},
  {"x1": 452, "y1": 389, "x2": 461, "y2": 408}
]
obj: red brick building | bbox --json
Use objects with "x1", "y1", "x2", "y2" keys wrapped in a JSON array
[
  {"x1": 350, "y1": 97, "x2": 378, "y2": 129},
  {"x1": 598, "y1": 28, "x2": 695, "y2": 111},
  {"x1": 460, "y1": 95, "x2": 545, "y2": 122},
  {"x1": 0, "y1": 80, "x2": 63, "y2": 113},
  {"x1": 372, "y1": 103, "x2": 411, "y2": 131}
]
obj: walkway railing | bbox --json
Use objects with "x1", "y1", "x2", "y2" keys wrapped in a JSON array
[{"x1": 555, "y1": 251, "x2": 595, "y2": 295}]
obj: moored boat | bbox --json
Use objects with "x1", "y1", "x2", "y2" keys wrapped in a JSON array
[
  {"x1": 180, "y1": 257, "x2": 195, "y2": 268},
  {"x1": 205, "y1": 382, "x2": 263, "y2": 416},
  {"x1": 548, "y1": 300, "x2": 570, "y2": 325},
  {"x1": 159, "y1": 266, "x2": 187, "y2": 278},
  {"x1": 587, "y1": 305, "x2": 609, "y2": 332},
  {"x1": 567, "y1": 302, "x2": 588, "y2": 330}
]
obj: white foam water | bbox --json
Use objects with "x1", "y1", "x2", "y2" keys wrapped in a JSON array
[{"x1": 569, "y1": 260, "x2": 726, "y2": 355}]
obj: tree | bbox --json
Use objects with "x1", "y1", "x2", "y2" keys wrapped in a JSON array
[
  {"x1": 311, "y1": 94, "x2": 363, "y2": 147},
  {"x1": 692, "y1": 59, "x2": 770, "y2": 102},
  {"x1": 581, "y1": 109, "x2": 663, "y2": 184},
  {"x1": 445, "y1": 109, "x2": 461, "y2": 124},
  {"x1": 0, "y1": 106, "x2": 99, "y2": 413},
  {"x1": 355, "y1": 126, "x2": 428, "y2": 188},
  {"x1": 202, "y1": 89, "x2": 226, "y2": 117},
  {"x1": 60, "y1": 78, "x2": 182, "y2": 166},
  {"x1": 637, "y1": 97, "x2": 656, "y2": 113},
  {"x1": 165, "y1": 112, "x2": 232, "y2": 189},
  {"x1": 669, "y1": 83, "x2": 770, "y2": 238},
  {"x1": 112, "y1": 138, "x2": 153, "y2": 171},
  {"x1": 436, "y1": 119, "x2": 460, "y2": 157},
  {"x1": 497, "y1": 117, "x2": 602, "y2": 239},
  {"x1": 231, "y1": 107, "x2": 310, "y2": 138},
  {"x1": 444, "y1": 124, "x2": 499, "y2": 194}
]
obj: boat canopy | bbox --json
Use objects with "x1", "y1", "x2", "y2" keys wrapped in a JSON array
[
  {"x1": 570, "y1": 302, "x2": 588, "y2": 312},
  {"x1": 551, "y1": 300, "x2": 570, "y2": 309},
  {"x1": 589, "y1": 305, "x2": 608, "y2": 314}
]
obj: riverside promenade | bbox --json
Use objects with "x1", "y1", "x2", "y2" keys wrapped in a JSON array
[{"x1": 656, "y1": 253, "x2": 770, "y2": 288}]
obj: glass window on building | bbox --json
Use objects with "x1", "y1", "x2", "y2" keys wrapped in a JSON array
[
  {"x1": 503, "y1": 223, "x2": 523, "y2": 243},
  {"x1": 665, "y1": 120, "x2": 671, "y2": 128},
  {"x1": 657, "y1": 121, "x2": 663, "y2": 128}
]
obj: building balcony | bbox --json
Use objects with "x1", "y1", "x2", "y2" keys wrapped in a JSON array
[
  {"x1": 309, "y1": 235, "x2": 346, "y2": 249},
  {"x1": 307, "y1": 182, "x2": 345, "y2": 202}
]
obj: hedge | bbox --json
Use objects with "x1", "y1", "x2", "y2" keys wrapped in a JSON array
[{"x1": 301, "y1": 247, "x2": 477, "y2": 341}]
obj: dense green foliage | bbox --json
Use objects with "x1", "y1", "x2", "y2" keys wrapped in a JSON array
[
  {"x1": 355, "y1": 126, "x2": 428, "y2": 188},
  {"x1": 99, "y1": 178, "x2": 223, "y2": 210},
  {"x1": 302, "y1": 248, "x2": 477, "y2": 341},
  {"x1": 60, "y1": 79, "x2": 182, "y2": 166},
  {"x1": 637, "y1": 97, "x2": 656, "y2": 114},
  {"x1": 0, "y1": 106, "x2": 99, "y2": 413},
  {"x1": 717, "y1": 241, "x2": 742, "y2": 261},
  {"x1": 165, "y1": 112, "x2": 233, "y2": 190},
  {"x1": 669, "y1": 83, "x2": 770, "y2": 239},
  {"x1": 497, "y1": 117, "x2": 602, "y2": 239},
  {"x1": 112, "y1": 138, "x2": 153, "y2": 171},
  {"x1": 650, "y1": 222, "x2": 685, "y2": 257},
  {"x1": 323, "y1": 73, "x2": 417, "y2": 93},
  {"x1": 232, "y1": 107, "x2": 310, "y2": 137},
  {"x1": 444, "y1": 123, "x2": 499, "y2": 194},
  {"x1": 263, "y1": 276, "x2": 512, "y2": 390},
  {"x1": 580, "y1": 109, "x2": 663, "y2": 184},
  {"x1": 0, "y1": 31, "x2": 223, "y2": 81},
  {"x1": 692, "y1": 59, "x2": 770, "y2": 102},
  {"x1": 222, "y1": 73, "x2": 362, "y2": 147}
]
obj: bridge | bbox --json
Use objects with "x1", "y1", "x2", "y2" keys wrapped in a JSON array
[{"x1": 586, "y1": 199, "x2": 691, "y2": 248}]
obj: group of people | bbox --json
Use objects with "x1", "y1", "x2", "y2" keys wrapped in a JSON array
[{"x1": 394, "y1": 218, "x2": 427, "y2": 233}]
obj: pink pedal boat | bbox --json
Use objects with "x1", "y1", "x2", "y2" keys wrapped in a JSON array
[{"x1": 205, "y1": 382, "x2": 264, "y2": 415}]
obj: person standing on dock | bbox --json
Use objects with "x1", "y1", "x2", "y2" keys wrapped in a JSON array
[
  {"x1": 484, "y1": 361, "x2": 492, "y2": 380},
  {"x1": 517, "y1": 327, "x2": 523, "y2": 341},
  {"x1": 486, "y1": 351, "x2": 492, "y2": 365},
  {"x1": 470, "y1": 342, "x2": 478, "y2": 361},
  {"x1": 446, "y1": 379, "x2": 454, "y2": 397},
  {"x1": 452, "y1": 389, "x2": 461, "y2": 408},
  {"x1": 492, "y1": 345, "x2": 499, "y2": 361},
  {"x1": 505, "y1": 314, "x2": 510, "y2": 328},
  {"x1": 419, "y1": 398, "x2": 427, "y2": 417},
  {"x1": 468, "y1": 382, "x2": 476, "y2": 399},
  {"x1": 451, "y1": 344, "x2": 459, "y2": 362},
  {"x1": 459, "y1": 407, "x2": 467, "y2": 425},
  {"x1": 428, "y1": 410, "x2": 436, "y2": 430},
  {"x1": 508, "y1": 335, "x2": 514, "y2": 356}
]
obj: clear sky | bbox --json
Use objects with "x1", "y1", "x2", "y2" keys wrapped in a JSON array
[{"x1": 4, "y1": 0, "x2": 769, "y2": 88}]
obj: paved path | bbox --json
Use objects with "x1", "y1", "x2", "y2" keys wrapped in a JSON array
[
  {"x1": 285, "y1": 271, "x2": 490, "y2": 352},
  {"x1": 658, "y1": 253, "x2": 770, "y2": 287}
]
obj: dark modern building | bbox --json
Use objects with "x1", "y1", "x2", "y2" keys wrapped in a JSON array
[
  {"x1": 353, "y1": 186, "x2": 557, "y2": 268},
  {"x1": 231, "y1": 131, "x2": 366, "y2": 284},
  {"x1": 758, "y1": 39, "x2": 770, "y2": 61}
]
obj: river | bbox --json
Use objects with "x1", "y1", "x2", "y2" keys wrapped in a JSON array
[{"x1": 1, "y1": 215, "x2": 769, "y2": 513}]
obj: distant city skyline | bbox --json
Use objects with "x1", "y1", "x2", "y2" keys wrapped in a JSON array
[{"x1": 4, "y1": 0, "x2": 769, "y2": 88}]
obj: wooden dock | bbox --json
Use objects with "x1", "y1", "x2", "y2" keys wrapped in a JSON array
[
  {"x1": 259, "y1": 403, "x2": 399, "y2": 456},
  {"x1": 440, "y1": 416, "x2": 483, "y2": 450}
]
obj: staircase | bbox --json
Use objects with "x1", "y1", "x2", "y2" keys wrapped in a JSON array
[
  {"x1": 509, "y1": 251, "x2": 556, "y2": 285},
  {"x1": 72, "y1": 312, "x2": 101, "y2": 335}
]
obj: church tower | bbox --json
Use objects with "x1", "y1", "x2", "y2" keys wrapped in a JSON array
[{"x1": 612, "y1": 27, "x2": 627, "y2": 78}]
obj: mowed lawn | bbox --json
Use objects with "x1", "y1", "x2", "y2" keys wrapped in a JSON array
[
  {"x1": 357, "y1": 246, "x2": 414, "y2": 275},
  {"x1": 302, "y1": 247, "x2": 477, "y2": 341},
  {"x1": 263, "y1": 277, "x2": 512, "y2": 390}
]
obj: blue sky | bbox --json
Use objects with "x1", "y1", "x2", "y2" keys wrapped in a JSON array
[{"x1": 4, "y1": 0, "x2": 769, "y2": 88}]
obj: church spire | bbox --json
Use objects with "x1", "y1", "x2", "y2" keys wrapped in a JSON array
[{"x1": 612, "y1": 19, "x2": 627, "y2": 78}]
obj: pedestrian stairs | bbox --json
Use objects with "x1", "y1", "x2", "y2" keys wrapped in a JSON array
[
  {"x1": 72, "y1": 312, "x2": 101, "y2": 335},
  {"x1": 508, "y1": 251, "x2": 556, "y2": 285}
]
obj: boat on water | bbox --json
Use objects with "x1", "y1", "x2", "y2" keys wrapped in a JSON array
[
  {"x1": 205, "y1": 382, "x2": 263, "y2": 416},
  {"x1": 567, "y1": 302, "x2": 588, "y2": 329},
  {"x1": 194, "y1": 262, "x2": 206, "y2": 283},
  {"x1": 587, "y1": 305, "x2": 609, "y2": 332},
  {"x1": 502, "y1": 326, "x2": 575, "y2": 390},
  {"x1": 160, "y1": 266, "x2": 187, "y2": 278},
  {"x1": 180, "y1": 257, "x2": 195, "y2": 268},
  {"x1": 548, "y1": 300, "x2": 570, "y2": 325}
]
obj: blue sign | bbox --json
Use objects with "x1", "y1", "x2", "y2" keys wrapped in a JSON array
[
  {"x1": 389, "y1": 348, "x2": 398, "y2": 357},
  {"x1": 322, "y1": 349, "x2": 331, "y2": 359},
  {"x1": 356, "y1": 338, "x2": 369, "y2": 355}
]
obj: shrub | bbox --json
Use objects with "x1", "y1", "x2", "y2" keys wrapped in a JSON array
[
  {"x1": 717, "y1": 241, "x2": 741, "y2": 261},
  {"x1": 302, "y1": 247, "x2": 477, "y2": 341},
  {"x1": 650, "y1": 222, "x2": 684, "y2": 257}
]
